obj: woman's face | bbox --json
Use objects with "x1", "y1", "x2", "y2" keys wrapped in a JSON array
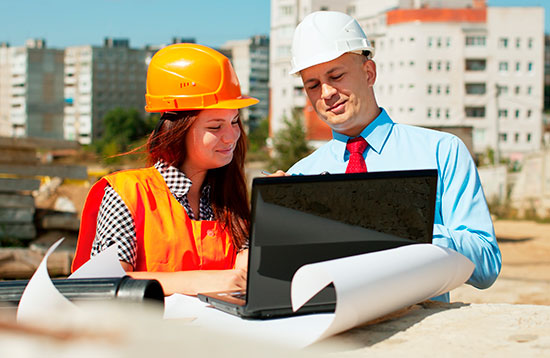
[{"x1": 184, "y1": 109, "x2": 241, "y2": 173}]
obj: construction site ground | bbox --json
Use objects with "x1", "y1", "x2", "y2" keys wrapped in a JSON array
[{"x1": 452, "y1": 219, "x2": 550, "y2": 305}]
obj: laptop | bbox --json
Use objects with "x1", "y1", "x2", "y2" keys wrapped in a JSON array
[{"x1": 198, "y1": 169, "x2": 437, "y2": 319}]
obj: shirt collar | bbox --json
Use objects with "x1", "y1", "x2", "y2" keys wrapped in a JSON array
[
  {"x1": 154, "y1": 160, "x2": 210, "y2": 200},
  {"x1": 331, "y1": 108, "x2": 394, "y2": 160}
]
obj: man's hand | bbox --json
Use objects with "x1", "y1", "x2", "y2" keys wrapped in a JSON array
[{"x1": 269, "y1": 170, "x2": 288, "y2": 177}]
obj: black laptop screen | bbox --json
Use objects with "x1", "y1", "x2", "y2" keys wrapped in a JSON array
[{"x1": 245, "y1": 170, "x2": 438, "y2": 313}]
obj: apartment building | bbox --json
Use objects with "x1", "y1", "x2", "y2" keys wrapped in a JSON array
[
  {"x1": 221, "y1": 35, "x2": 270, "y2": 130},
  {"x1": 64, "y1": 38, "x2": 147, "y2": 144},
  {"x1": 545, "y1": 34, "x2": 550, "y2": 110},
  {"x1": 270, "y1": 0, "x2": 545, "y2": 160},
  {"x1": 0, "y1": 39, "x2": 65, "y2": 139}
]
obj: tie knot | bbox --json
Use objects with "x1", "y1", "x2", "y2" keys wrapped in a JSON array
[{"x1": 346, "y1": 136, "x2": 367, "y2": 154}]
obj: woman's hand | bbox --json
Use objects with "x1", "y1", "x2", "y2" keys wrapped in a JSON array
[
  {"x1": 235, "y1": 249, "x2": 248, "y2": 272},
  {"x1": 126, "y1": 268, "x2": 247, "y2": 296}
]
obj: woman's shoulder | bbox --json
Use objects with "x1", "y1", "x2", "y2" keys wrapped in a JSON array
[{"x1": 105, "y1": 166, "x2": 161, "y2": 188}]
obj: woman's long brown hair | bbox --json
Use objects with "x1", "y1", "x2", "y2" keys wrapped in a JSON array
[{"x1": 146, "y1": 110, "x2": 250, "y2": 249}]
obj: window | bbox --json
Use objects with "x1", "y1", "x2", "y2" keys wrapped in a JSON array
[
  {"x1": 498, "y1": 37, "x2": 509, "y2": 48},
  {"x1": 437, "y1": 37, "x2": 442, "y2": 48},
  {"x1": 515, "y1": 109, "x2": 520, "y2": 118},
  {"x1": 445, "y1": 85, "x2": 450, "y2": 95},
  {"x1": 516, "y1": 62, "x2": 521, "y2": 71},
  {"x1": 427, "y1": 61, "x2": 433, "y2": 71},
  {"x1": 465, "y1": 59, "x2": 486, "y2": 71},
  {"x1": 528, "y1": 38, "x2": 533, "y2": 48},
  {"x1": 436, "y1": 85, "x2": 441, "y2": 95},
  {"x1": 527, "y1": 133, "x2": 532, "y2": 142},
  {"x1": 498, "y1": 109, "x2": 508, "y2": 118},
  {"x1": 445, "y1": 109, "x2": 450, "y2": 119},
  {"x1": 465, "y1": 36, "x2": 486, "y2": 46},
  {"x1": 528, "y1": 62, "x2": 533, "y2": 72},
  {"x1": 436, "y1": 108, "x2": 441, "y2": 118},
  {"x1": 515, "y1": 86, "x2": 520, "y2": 95},
  {"x1": 437, "y1": 61, "x2": 441, "y2": 71},
  {"x1": 446, "y1": 61, "x2": 451, "y2": 71},
  {"x1": 279, "y1": 5, "x2": 292, "y2": 16},
  {"x1": 527, "y1": 109, "x2": 532, "y2": 118},
  {"x1": 465, "y1": 83, "x2": 486, "y2": 95},
  {"x1": 427, "y1": 108, "x2": 432, "y2": 118},
  {"x1": 465, "y1": 106, "x2": 486, "y2": 118},
  {"x1": 516, "y1": 38, "x2": 521, "y2": 48},
  {"x1": 428, "y1": 37, "x2": 433, "y2": 48},
  {"x1": 515, "y1": 133, "x2": 520, "y2": 142},
  {"x1": 527, "y1": 86, "x2": 532, "y2": 95},
  {"x1": 499, "y1": 86, "x2": 509, "y2": 95},
  {"x1": 427, "y1": 84, "x2": 432, "y2": 94},
  {"x1": 446, "y1": 37, "x2": 451, "y2": 47},
  {"x1": 499, "y1": 61, "x2": 508, "y2": 72},
  {"x1": 499, "y1": 133, "x2": 508, "y2": 142}
]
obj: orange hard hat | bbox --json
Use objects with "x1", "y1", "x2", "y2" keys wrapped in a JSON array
[{"x1": 145, "y1": 43, "x2": 259, "y2": 112}]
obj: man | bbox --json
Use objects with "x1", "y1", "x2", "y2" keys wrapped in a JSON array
[{"x1": 286, "y1": 11, "x2": 501, "y2": 302}]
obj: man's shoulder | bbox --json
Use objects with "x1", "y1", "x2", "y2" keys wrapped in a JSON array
[{"x1": 393, "y1": 122, "x2": 464, "y2": 147}]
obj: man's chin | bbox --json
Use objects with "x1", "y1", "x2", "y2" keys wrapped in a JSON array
[{"x1": 323, "y1": 115, "x2": 351, "y2": 129}]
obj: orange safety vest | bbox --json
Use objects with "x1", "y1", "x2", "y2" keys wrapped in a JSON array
[{"x1": 72, "y1": 166, "x2": 237, "y2": 272}]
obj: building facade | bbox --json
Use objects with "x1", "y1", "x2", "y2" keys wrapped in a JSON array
[
  {"x1": 0, "y1": 39, "x2": 65, "y2": 139},
  {"x1": 221, "y1": 35, "x2": 270, "y2": 130},
  {"x1": 269, "y1": 0, "x2": 545, "y2": 160},
  {"x1": 64, "y1": 38, "x2": 147, "y2": 144}
]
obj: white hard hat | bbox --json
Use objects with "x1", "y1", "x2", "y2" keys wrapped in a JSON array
[{"x1": 289, "y1": 11, "x2": 375, "y2": 75}]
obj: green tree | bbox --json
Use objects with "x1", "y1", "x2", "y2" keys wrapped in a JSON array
[
  {"x1": 269, "y1": 109, "x2": 312, "y2": 171},
  {"x1": 246, "y1": 117, "x2": 269, "y2": 162},
  {"x1": 93, "y1": 108, "x2": 157, "y2": 163}
]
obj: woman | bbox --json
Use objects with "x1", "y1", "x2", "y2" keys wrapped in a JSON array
[{"x1": 72, "y1": 43, "x2": 258, "y2": 295}]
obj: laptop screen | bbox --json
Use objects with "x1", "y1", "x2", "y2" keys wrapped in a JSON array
[{"x1": 245, "y1": 170, "x2": 438, "y2": 313}]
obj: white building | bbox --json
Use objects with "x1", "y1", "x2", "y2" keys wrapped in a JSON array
[
  {"x1": 221, "y1": 35, "x2": 270, "y2": 130},
  {"x1": 269, "y1": 0, "x2": 545, "y2": 160},
  {"x1": 0, "y1": 39, "x2": 65, "y2": 139},
  {"x1": 64, "y1": 38, "x2": 147, "y2": 144}
]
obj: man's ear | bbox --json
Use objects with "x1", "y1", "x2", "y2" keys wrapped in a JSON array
[{"x1": 363, "y1": 60, "x2": 377, "y2": 87}]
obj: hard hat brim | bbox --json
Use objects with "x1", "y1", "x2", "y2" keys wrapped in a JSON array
[
  {"x1": 145, "y1": 96, "x2": 259, "y2": 113},
  {"x1": 207, "y1": 96, "x2": 260, "y2": 110}
]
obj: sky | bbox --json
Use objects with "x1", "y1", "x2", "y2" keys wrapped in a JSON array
[{"x1": 0, "y1": 0, "x2": 548, "y2": 49}]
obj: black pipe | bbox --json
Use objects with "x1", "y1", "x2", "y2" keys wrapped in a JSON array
[{"x1": 0, "y1": 276, "x2": 164, "y2": 310}]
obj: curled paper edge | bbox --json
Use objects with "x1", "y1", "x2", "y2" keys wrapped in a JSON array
[{"x1": 17, "y1": 238, "x2": 78, "y2": 323}]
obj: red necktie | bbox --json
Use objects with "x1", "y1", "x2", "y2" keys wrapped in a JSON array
[{"x1": 345, "y1": 137, "x2": 368, "y2": 173}]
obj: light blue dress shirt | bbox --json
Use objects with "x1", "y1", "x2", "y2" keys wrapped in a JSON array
[{"x1": 288, "y1": 108, "x2": 502, "y2": 302}]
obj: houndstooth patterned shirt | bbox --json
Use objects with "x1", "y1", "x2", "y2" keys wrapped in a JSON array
[{"x1": 90, "y1": 161, "x2": 214, "y2": 267}]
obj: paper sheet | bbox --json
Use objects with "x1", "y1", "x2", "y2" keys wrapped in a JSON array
[
  {"x1": 165, "y1": 244, "x2": 474, "y2": 347},
  {"x1": 69, "y1": 244, "x2": 126, "y2": 279},
  {"x1": 164, "y1": 293, "x2": 334, "y2": 348},
  {"x1": 16, "y1": 238, "x2": 78, "y2": 324},
  {"x1": 291, "y1": 244, "x2": 474, "y2": 342},
  {"x1": 17, "y1": 241, "x2": 126, "y2": 324},
  {"x1": 18, "y1": 238, "x2": 473, "y2": 347}
]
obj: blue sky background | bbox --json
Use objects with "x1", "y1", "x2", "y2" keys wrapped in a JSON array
[{"x1": 0, "y1": 0, "x2": 547, "y2": 49}]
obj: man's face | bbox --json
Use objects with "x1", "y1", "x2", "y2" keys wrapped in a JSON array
[{"x1": 300, "y1": 53, "x2": 376, "y2": 137}]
